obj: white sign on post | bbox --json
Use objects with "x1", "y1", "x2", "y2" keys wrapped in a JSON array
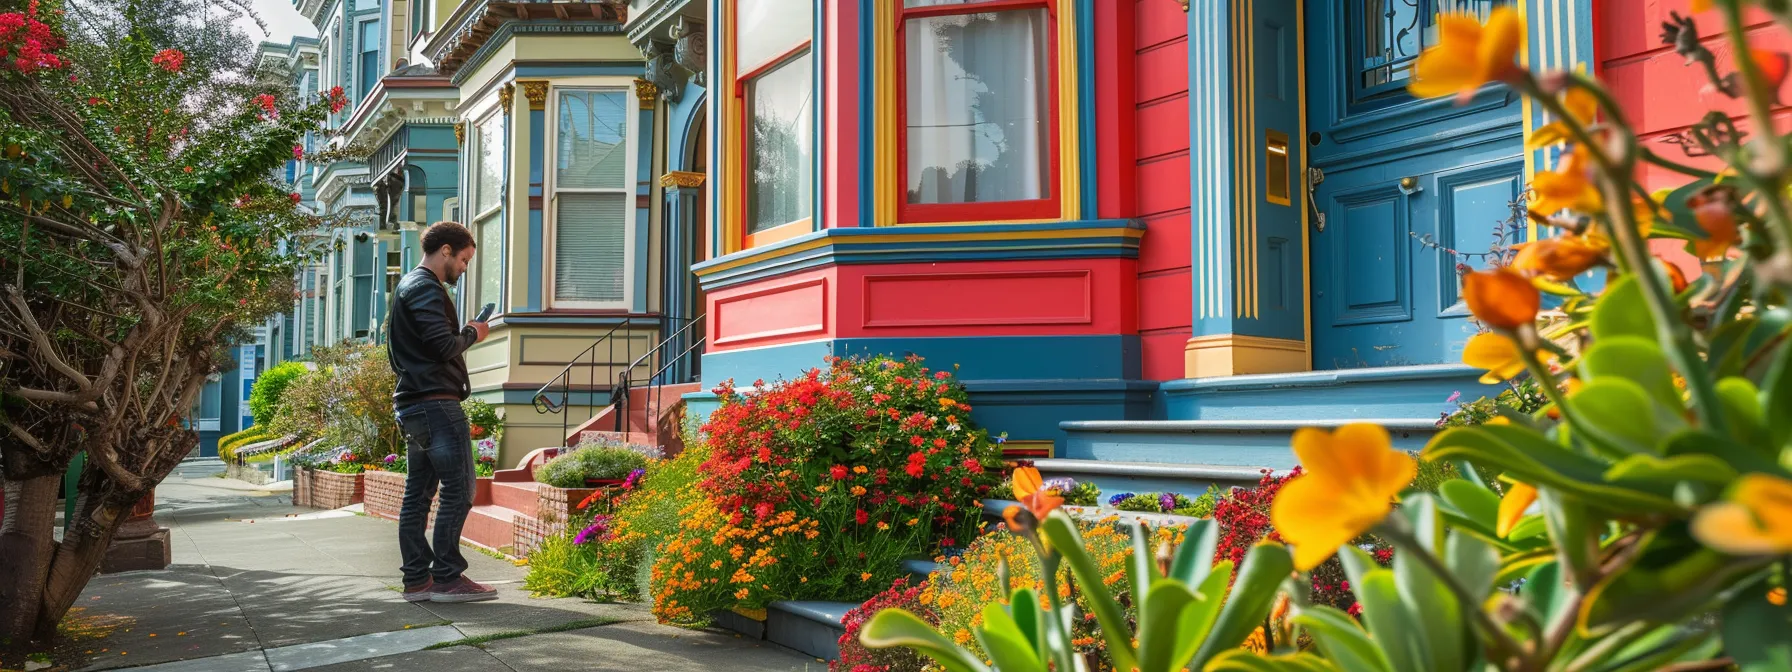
[{"x1": 239, "y1": 345, "x2": 257, "y2": 430}]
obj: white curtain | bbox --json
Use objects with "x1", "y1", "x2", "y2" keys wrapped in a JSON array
[{"x1": 904, "y1": 8, "x2": 1050, "y2": 205}]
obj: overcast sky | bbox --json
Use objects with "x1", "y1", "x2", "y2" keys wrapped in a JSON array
[{"x1": 233, "y1": 0, "x2": 316, "y2": 44}]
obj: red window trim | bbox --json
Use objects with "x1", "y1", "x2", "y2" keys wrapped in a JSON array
[
  {"x1": 735, "y1": 43, "x2": 814, "y2": 244},
  {"x1": 895, "y1": 0, "x2": 1061, "y2": 224}
]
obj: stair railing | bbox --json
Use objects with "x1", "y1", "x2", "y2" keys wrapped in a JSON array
[
  {"x1": 614, "y1": 313, "x2": 707, "y2": 434},
  {"x1": 531, "y1": 317, "x2": 655, "y2": 444}
]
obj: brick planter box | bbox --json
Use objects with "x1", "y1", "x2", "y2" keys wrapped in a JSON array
[
  {"x1": 293, "y1": 468, "x2": 363, "y2": 510},
  {"x1": 514, "y1": 485, "x2": 597, "y2": 555},
  {"x1": 362, "y1": 469, "x2": 493, "y2": 523}
]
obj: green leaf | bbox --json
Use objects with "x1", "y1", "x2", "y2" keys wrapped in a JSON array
[
  {"x1": 1191, "y1": 543, "x2": 1294, "y2": 671},
  {"x1": 1603, "y1": 453, "x2": 1738, "y2": 498},
  {"x1": 1129, "y1": 521, "x2": 1161, "y2": 622},
  {"x1": 1716, "y1": 376, "x2": 1769, "y2": 447},
  {"x1": 1174, "y1": 567, "x2": 1235, "y2": 666},
  {"x1": 1446, "y1": 531, "x2": 1501, "y2": 608},
  {"x1": 1590, "y1": 274, "x2": 1657, "y2": 341},
  {"x1": 1579, "y1": 548, "x2": 1755, "y2": 635},
  {"x1": 1423, "y1": 425, "x2": 1683, "y2": 514},
  {"x1": 1597, "y1": 626, "x2": 1721, "y2": 672},
  {"x1": 1393, "y1": 548, "x2": 1462, "y2": 672},
  {"x1": 1706, "y1": 316, "x2": 1761, "y2": 379},
  {"x1": 1354, "y1": 570, "x2": 1428, "y2": 672},
  {"x1": 1010, "y1": 587, "x2": 1043, "y2": 659},
  {"x1": 1762, "y1": 338, "x2": 1792, "y2": 452},
  {"x1": 1581, "y1": 336, "x2": 1681, "y2": 410},
  {"x1": 1292, "y1": 605, "x2": 1395, "y2": 672},
  {"x1": 1661, "y1": 429, "x2": 1789, "y2": 478},
  {"x1": 1138, "y1": 579, "x2": 1199, "y2": 672},
  {"x1": 1170, "y1": 519, "x2": 1220, "y2": 586},
  {"x1": 1719, "y1": 577, "x2": 1792, "y2": 672},
  {"x1": 1204, "y1": 650, "x2": 1340, "y2": 672},
  {"x1": 1567, "y1": 378, "x2": 1676, "y2": 457},
  {"x1": 1518, "y1": 562, "x2": 1574, "y2": 630},
  {"x1": 973, "y1": 601, "x2": 1046, "y2": 672},
  {"x1": 1040, "y1": 512, "x2": 1136, "y2": 672},
  {"x1": 1438, "y1": 479, "x2": 1500, "y2": 531},
  {"x1": 1538, "y1": 487, "x2": 1599, "y2": 590},
  {"x1": 861, "y1": 609, "x2": 992, "y2": 672}
]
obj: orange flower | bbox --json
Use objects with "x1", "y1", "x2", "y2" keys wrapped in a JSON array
[
  {"x1": 1409, "y1": 7, "x2": 1526, "y2": 103},
  {"x1": 1462, "y1": 332, "x2": 1550, "y2": 384},
  {"x1": 1002, "y1": 466, "x2": 1064, "y2": 532},
  {"x1": 1462, "y1": 268, "x2": 1541, "y2": 330},
  {"x1": 1497, "y1": 482, "x2": 1538, "y2": 538},
  {"x1": 1531, "y1": 145, "x2": 1603, "y2": 215},
  {"x1": 1745, "y1": 49, "x2": 1790, "y2": 94},
  {"x1": 1510, "y1": 234, "x2": 1608, "y2": 281},
  {"x1": 1659, "y1": 257, "x2": 1689, "y2": 294},
  {"x1": 1528, "y1": 86, "x2": 1598, "y2": 150},
  {"x1": 1688, "y1": 189, "x2": 1741, "y2": 260}
]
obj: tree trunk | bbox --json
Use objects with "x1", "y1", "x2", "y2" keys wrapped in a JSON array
[
  {"x1": 33, "y1": 481, "x2": 129, "y2": 642},
  {"x1": 0, "y1": 472, "x2": 60, "y2": 661}
]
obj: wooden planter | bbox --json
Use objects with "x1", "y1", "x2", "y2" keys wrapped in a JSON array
[{"x1": 293, "y1": 468, "x2": 363, "y2": 510}]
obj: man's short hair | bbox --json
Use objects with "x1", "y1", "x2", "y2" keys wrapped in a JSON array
[{"x1": 421, "y1": 221, "x2": 476, "y2": 256}]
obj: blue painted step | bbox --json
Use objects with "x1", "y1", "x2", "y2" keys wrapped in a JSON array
[
  {"x1": 767, "y1": 600, "x2": 853, "y2": 661},
  {"x1": 1053, "y1": 418, "x2": 1442, "y2": 494},
  {"x1": 1156, "y1": 364, "x2": 1493, "y2": 422}
]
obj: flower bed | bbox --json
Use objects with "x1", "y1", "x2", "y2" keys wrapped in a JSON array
[
  {"x1": 513, "y1": 484, "x2": 597, "y2": 555},
  {"x1": 292, "y1": 467, "x2": 362, "y2": 510}
]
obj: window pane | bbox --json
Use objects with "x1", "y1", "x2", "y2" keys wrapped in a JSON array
[
  {"x1": 475, "y1": 119, "x2": 503, "y2": 213},
  {"x1": 904, "y1": 9, "x2": 1051, "y2": 205},
  {"x1": 1358, "y1": 0, "x2": 1507, "y2": 94},
  {"x1": 476, "y1": 214, "x2": 502, "y2": 309},
  {"x1": 556, "y1": 90, "x2": 629, "y2": 190},
  {"x1": 746, "y1": 52, "x2": 814, "y2": 233},
  {"x1": 554, "y1": 193, "x2": 628, "y2": 303},
  {"x1": 736, "y1": 0, "x2": 812, "y2": 70}
]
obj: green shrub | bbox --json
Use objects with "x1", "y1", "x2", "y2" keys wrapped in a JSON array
[
  {"x1": 248, "y1": 361, "x2": 309, "y2": 427},
  {"x1": 525, "y1": 440, "x2": 709, "y2": 600},
  {"x1": 535, "y1": 446, "x2": 651, "y2": 489},
  {"x1": 219, "y1": 430, "x2": 273, "y2": 462},
  {"x1": 1172, "y1": 484, "x2": 1221, "y2": 518}
]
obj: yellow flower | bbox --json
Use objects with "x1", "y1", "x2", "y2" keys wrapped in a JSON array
[
  {"x1": 861, "y1": 572, "x2": 873, "y2": 581},
  {"x1": 1691, "y1": 474, "x2": 1792, "y2": 555},
  {"x1": 1409, "y1": 7, "x2": 1526, "y2": 102},
  {"x1": 1463, "y1": 268, "x2": 1542, "y2": 331},
  {"x1": 877, "y1": 521, "x2": 890, "y2": 530},
  {"x1": 1771, "y1": 587, "x2": 1786, "y2": 606},
  {"x1": 1497, "y1": 482, "x2": 1537, "y2": 538},
  {"x1": 1527, "y1": 87, "x2": 1598, "y2": 150},
  {"x1": 850, "y1": 485, "x2": 867, "y2": 496},
  {"x1": 1462, "y1": 331, "x2": 1550, "y2": 384},
  {"x1": 1530, "y1": 145, "x2": 1604, "y2": 215},
  {"x1": 1271, "y1": 424, "x2": 1416, "y2": 571},
  {"x1": 815, "y1": 485, "x2": 830, "y2": 493}
]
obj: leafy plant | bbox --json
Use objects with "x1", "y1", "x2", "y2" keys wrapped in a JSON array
[
  {"x1": 535, "y1": 446, "x2": 651, "y2": 489},
  {"x1": 249, "y1": 361, "x2": 309, "y2": 427},
  {"x1": 462, "y1": 398, "x2": 503, "y2": 442},
  {"x1": 835, "y1": 578, "x2": 937, "y2": 672}
]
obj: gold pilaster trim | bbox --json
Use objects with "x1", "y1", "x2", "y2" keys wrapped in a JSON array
[
  {"x1": 521, "y1": 81, "x2": 549, "y2": 110},
  {"x1": 1184, "y1": 334, "x2": 1309, "y2": 378},
  {"x1": 453, "y1": 122, "x2": 464, "y2": 145},
  {"x1": 659, "y1": 171, "x2": 707, "y2": 188},
  {"x1": 498, "y1": 83, "x2": 515, "y2": 116},
  {"x1": 633, "y1": 79, "x2": 658, "y2": 108}
]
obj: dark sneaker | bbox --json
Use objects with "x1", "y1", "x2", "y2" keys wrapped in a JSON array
[
  {"x1": 430, "y1": 576, "x2": 498, "y2": 603},
  {"x1": 402, "y1": 579, "x2": 434, "y2": 602}
]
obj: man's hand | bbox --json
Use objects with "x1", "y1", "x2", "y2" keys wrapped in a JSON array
[{"x1": 470, "y1": 321, "x2": 490, "y2": 343}]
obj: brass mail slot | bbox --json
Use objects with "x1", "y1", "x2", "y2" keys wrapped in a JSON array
[{"x1": 1265, "y1": 129, "x2": 1291, "y2": 206}]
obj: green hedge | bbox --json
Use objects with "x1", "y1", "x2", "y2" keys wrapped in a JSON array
[
  {"x1": 220, "y1": 430, "x2": 273, "y2": 462},
  {"x1": 249, "y1": 362, "x2": 310, "y2": 427}
]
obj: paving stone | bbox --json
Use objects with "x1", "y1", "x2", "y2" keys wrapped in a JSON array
[
  {"x1": 260, "y1": 625, "x2": 463, "y2": 671},
  {"x1": 480, "y1": 621, "x2": 822, "y2": 672},
  {"x1": 299, "y1": 647, "x2": 501, "y2": 672}
]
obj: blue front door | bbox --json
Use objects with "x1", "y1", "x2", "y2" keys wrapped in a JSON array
[{"x1": 1305, "y1": 0, "x2": 1525, "y2": 369}]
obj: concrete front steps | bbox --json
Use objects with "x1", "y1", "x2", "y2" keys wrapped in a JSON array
[
  {"x1": 460, "y1": 479, "x2": 542, "y2": 553},
  {"x1": 715, "y1": 559, "x2": 942, "y2": 661},
  {"x1": 1042, "y1": 365, "x2": 1492, "y2": 494},
  {"x1": 564, "y1": 382, "x2": 704, "y2": 454}
]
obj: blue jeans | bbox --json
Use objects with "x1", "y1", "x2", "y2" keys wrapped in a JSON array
[{"x1": 394, "y1": 399, "x2": 475, "y2": 587}]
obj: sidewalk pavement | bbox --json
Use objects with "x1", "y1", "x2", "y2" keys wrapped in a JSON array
[{"x1": 52, "y1": 461, "x2": 819, "y2": 672}]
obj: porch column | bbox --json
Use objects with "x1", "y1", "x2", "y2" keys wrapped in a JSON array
[
  {"x1": 514, "y1": 80, "x2": 548, "y2": 312},
  {"x1": 661, "y1": 171, "x2": 706, "y2": 383},
  {"x1": 1522, "y1": 0, "x2": 1596, "y2": 181},
  {"x1": 1183, "y1": 0, "x2": 1309, "y2": 379}
]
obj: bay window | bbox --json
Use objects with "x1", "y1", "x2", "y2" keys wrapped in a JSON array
[
  {"x1": 550, "y1": 87, "x2": 634, "y2": 308},
  {"x1": 735, "y1": 0, "x2": 813, "y2": 244},
  {"x1": 898, "y1": 0, "x2": 1057, "y2": 222},
  {"x1": 470, "y1": 113, "x2": 504, "y2": 313}
]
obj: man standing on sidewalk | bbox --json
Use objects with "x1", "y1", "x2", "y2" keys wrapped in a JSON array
[{"x1": 386, "y1": 221, "x2": 498, "y2": 603}]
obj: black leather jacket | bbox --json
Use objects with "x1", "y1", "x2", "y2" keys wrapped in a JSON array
[{"x1": 387, "y1": 266, "x2": 477, "y2": 407}]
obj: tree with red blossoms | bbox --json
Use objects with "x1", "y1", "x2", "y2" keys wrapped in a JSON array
[{"x1": 0, "y1": 0, "x2": 345, "y2": 662}]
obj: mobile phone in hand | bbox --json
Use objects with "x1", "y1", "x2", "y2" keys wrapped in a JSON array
[{"x1": 474, "y1": 303, "x2": 496, "y2": 323}]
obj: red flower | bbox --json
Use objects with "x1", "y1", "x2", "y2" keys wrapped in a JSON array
[
  {"x1": 909, "y1": 435, "x2": 924, "y2": 447},
  {"x1": 854, "y1": 509, "x2": 869, "y2": 525},
  {"x1": 290, "y1": 193, "x2": 302, "y2": 204},
  {"x1": 932, "y1": 438, "x2": 946, "y2": 449},
  {"x1": 753, "y1": 501, "x2": 774, "y2": 521},
  {"x1": 253, "y1": 93, "x2": 277, "y2": 115},
  {"x1": 86, "y1": 96, "x2": 99, "y2": 105},
  {"x1": 293, "y1": 144, "x2": 304, "y2": 160},
  {"x1": 151, "y1": 48, "x2": 184, "y2": 72},
  {"x1": 328, "y1": 86, "x2": 347, "y2": 113},
  {"x1": 830, "y1": 464, "x2": 848, "y2": 481}
]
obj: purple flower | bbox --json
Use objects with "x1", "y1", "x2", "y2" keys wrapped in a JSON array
[
  {"x1": 1042, "y1": 477, "x2": 1077, "y2": 493},
  {"x1": 622, "y1": 468, "x2": 646, "y2": 490},
  {"x1": 573, "y1": 516, "x2": 611, "y2": 545},
  {"x1": 1446, "y1": 390, "x2": 1462, "y2": 404},
  {"x1": 383, "y1": 454, "x2": 397, "y2": 464},
  {"x1": 1159, "y1": 492, "x2": 1177, "y2": 513}
]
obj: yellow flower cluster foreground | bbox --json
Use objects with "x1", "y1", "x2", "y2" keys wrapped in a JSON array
[
  {"x1": 1409, "y1": 7, "x2": 1525, "y2": 102},
  {"x1": 1692, "y1": 474, "x2": 1792, "y2": 555},
  {"x1": 1271, "y1": 424, "x2": 1415, "y2": 571}
]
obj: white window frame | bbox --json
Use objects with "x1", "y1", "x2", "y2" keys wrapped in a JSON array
[
  {"x1": 354, "y1": 16, "x2": 381, "y2": 102},
  {"x1": 464, "y1": 106, "x2": 505, "y2": 316},
  {"x1": 543, "y1": 80, "x2": 638, "y2": 311}
]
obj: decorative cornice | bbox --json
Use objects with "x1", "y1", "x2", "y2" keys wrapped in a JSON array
[
  {"x1": 498, "y1": 83, "x2": 516, "y2": 115},
  {"x1": 521, "y1": 80, "x2": 549, "y2": 110},
  {"x1": 659, "y1": 171, "x2": 705, "y2": 188},
  {"x1": 633, "y1": 79, "x2": 658, "y2": 108},
  {"x1": 428, "y1": 2, "x2": 627, "y2": 77},
  {"x1": 693, "y1": 220, "x2": 1147, "y2": 290},
  {"x1": 1178, "y1": 0, "x2": 1188, "y2": 11},
  {"x1": 451, "y1": 22, "x2": 630, "y2": 85}
]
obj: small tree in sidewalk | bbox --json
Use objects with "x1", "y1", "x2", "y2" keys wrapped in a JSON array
[{"x1": 0, "y1": 0, "x2": 344, "y2": 660}]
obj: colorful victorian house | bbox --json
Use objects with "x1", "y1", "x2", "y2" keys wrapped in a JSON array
[{"x1": 673, "y1": 0, "x2": 1664, "y2": 494}]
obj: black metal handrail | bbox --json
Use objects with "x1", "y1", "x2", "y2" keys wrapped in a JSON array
[
  {"x1": 613, "y1": 313, "x2": 707, "y2": 433},
  {"x1": 532, "y1": 317, "x2": 656, "y2": 443}
]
